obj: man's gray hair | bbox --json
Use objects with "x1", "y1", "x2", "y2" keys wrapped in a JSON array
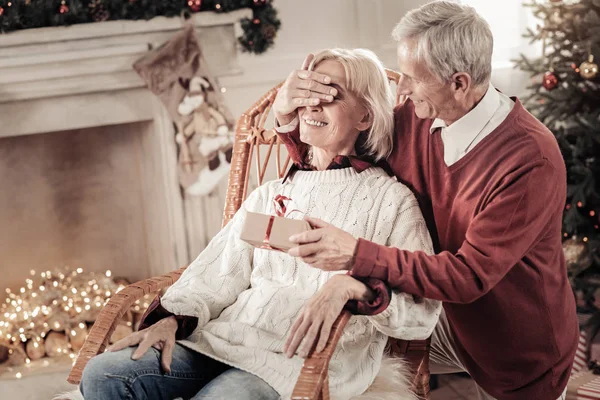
[
  {"x1": 308, "y1": 48, "x2": 394, "y2": 161},
  {"x1": 392, "y1": 1, "x2": 493, "y2": 87}
]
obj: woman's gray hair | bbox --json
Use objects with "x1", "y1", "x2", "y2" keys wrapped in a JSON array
[
  {"x1": 392, "y1": 0, "x2": 493, "y2": 87},
  {"x1": 308, "y1": 48, "x2": 394, "y2": 161}
]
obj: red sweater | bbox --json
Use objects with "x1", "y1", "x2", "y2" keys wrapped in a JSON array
[{"x1": 351, "y1": 99, "x2": 577, "y2": 399}]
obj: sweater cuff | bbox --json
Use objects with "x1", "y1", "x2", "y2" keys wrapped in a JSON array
[
  {"x1": 344, "y1": 277, "x2": 391, "y2": 316},
  {"x1": 273, "y1": 122, "x2": 306, "y2": 165},
  {"x1": 350, "y1": 238, "x2": 390, "y2": 280},
  {"x1": 138, "y1": 296, "x2": 198, "y2": 340}
]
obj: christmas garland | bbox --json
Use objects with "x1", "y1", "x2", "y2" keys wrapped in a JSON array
[{"x1": 0, "y1": 0, "x2": 280, "y2": 54}]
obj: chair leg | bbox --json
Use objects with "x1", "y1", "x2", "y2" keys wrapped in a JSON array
[{"x1": 413, "y1": 373, "x2": 430, "y2": 400}]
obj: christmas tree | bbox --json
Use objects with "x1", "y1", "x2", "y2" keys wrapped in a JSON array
[{"x1": 514, "y1": 0, "x2": 600, "y2": 312}]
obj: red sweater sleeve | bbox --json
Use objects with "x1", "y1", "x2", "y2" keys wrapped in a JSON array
[
  {"x1": 275, "y1": 124, "x2": 307, "y2": 164},
  {"x1": 138, "y1": 296, "x2": 198, "y2": 340},
  {"x1": 352, "y1": 159, "x2": 562, "y2": 304},
  {"x1": 344, "y1": 277, "x2": 392, "y2": 316}
]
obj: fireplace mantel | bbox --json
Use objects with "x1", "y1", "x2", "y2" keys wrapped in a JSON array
[{"x1": 0, "y1": 9, "x2": 251, "y2": 137}]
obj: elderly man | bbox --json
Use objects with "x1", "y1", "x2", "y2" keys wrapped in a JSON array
[{"x1": 274, "y1": 2, "x2": 577, "y2": 399}]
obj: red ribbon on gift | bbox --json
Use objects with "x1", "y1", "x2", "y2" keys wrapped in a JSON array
[
  {"x1": 262, "y1": 215, "x2": 280, "y2": 250},
  {"x1": 260, "y1": 195, "x2": 304, "y2": 251},
  {"x1": 273, "y1": 195, "x2": 303, "y2": 218}
]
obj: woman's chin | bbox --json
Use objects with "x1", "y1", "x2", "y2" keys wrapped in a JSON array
[{"x1": 299, "y1": 128, "x2": 321, "y2": 146}]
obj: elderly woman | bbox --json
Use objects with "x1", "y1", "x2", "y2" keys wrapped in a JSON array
[{"x1": 79, "y1": 49, "x2": 441, "y2": 400}]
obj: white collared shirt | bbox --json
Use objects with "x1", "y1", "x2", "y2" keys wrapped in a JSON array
[{"x1": 430, "y1": 84, "x2": 515, "y2": 166}]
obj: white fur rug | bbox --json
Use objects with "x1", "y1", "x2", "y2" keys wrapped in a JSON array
[
  {"x1": 55, "y1": 356, "x2": 416, "y2": 400},
  {"x1": 353, "y1": 356, "x2": 417, "y2": 400}
]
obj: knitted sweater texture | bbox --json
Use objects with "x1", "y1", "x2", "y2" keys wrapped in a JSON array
[{"x1": 161, "y1": 167, "x2": 441, "y2": 399}]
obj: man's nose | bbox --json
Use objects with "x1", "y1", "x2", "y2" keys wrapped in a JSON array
[{"x1": 396, "y1": 75, "x2": 412, "y2": 96}]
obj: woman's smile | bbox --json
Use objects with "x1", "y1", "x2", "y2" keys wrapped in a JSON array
[{"x1": 303, "y1": 118, "x2": 328, "y2": 127}]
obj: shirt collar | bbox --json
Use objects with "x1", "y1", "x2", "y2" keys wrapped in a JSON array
[
  {"x1": 283, "y1": 155, "x2": 373, "y2": 183},
  {"x1": 428, "y1": 84, "x2": 500, "y2": 152}
]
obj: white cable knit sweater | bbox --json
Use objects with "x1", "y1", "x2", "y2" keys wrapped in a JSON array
[{"x1": 161, "y1": 167, "x2": 441, "y2": 399}]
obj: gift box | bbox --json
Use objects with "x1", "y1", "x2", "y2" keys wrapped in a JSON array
[
  {"x1": 240, "y1": 211, "x2": 311, "y2": 252},
  {"x1": 567, "y1": 370, "x2": 600, "y2": 399}
]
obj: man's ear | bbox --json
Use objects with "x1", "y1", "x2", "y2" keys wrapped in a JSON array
[{"x1": 452, "y1": 72, "x2": 472, "y2": 95}]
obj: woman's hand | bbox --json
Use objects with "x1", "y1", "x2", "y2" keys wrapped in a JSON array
[
  {"x1": 284, "y1": 274, "x2": 374, "y2": 358},
  {"x1": 272, "y1": 54, "x2": 338, "y2": 126},
  {"x1": 288, "y1": 216, "x2": 358, "y2": 271},
  {"x1": 107, "y1": 315, "x2": 178, "y2": 373}
]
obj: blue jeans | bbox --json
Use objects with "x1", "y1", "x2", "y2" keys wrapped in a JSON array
[{"x1": 80, "y1": 344, "x2": 280, "y2": 400}]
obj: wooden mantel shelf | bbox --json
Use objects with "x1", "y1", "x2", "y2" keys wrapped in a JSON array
[{"x1": 0, "y1": 9, "x2": 251, "y2": 106}]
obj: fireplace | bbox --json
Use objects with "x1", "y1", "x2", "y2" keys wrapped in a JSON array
[{"x1": 0, "y1": 122, "x2": 165, "y2": 289}]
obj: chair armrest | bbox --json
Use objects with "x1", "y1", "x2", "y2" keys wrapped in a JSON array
[
  {"x1": 67, "y1": 266, "x2": 188, "y2": 384},
  {"x1": 291, "y1": 310, "x2": 352, "y2": 400},
  {"x1": 388, "y1": 338, "x2": 431, "y2": 398}
]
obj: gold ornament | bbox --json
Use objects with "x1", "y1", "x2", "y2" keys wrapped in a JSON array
[
  {"x1": 47, "y1": 312, "x2": 68, "y2": 332},
  {"x1": 0, "y1": 343, "x2": 9, "y2": 363},
  {"x1": 580, "y1": 55, "x2": 598, "y2": 80},
  {"x1": 25, "y1": 337, "x2": 45, "y2": 360},
  {"x1": 67, "y1": 323, "x2": 88, "y2": 352},
  {"x1": 563, "y1": 237, "x2": 586, "y2": 264},
  {"x1": 44, "y1": 331, "x2": 69, "y2": 357},
  {"x1": 563, "y1": 237, "x2": 592, "y2": 274},
  {"x1": 7, "y1": 343, "x2": 26, "y2": 366}
]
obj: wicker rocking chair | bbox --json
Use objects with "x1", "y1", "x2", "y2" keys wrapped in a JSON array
[{"x1": 67, "y1": 69, "x2": 432, "y2": 400}]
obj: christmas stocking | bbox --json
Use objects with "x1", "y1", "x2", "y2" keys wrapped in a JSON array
[{"x1": 133, "y1": 24, "x2": 235, "y2": 196}]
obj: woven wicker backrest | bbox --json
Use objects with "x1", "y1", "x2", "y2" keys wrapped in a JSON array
[{"x1": 221, "y1": 69, "x2": 401, "y2": 227}]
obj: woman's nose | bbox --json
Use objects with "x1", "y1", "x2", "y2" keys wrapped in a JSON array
[{"x1": 305, "y1": 103, "x2": 322, "y2": 112}]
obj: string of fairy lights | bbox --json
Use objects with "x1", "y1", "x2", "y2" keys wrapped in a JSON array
[{"x1": 0, "y1": 268, "x2": 155, "y2": 378}]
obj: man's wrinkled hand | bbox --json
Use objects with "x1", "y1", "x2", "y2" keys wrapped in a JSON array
[
  {"x1": 283, "y1": 275, "x2": 350, "y2": 358},
  {"x1": 107, "y1": 315, "x2": 178, "y2": 374},
  {"x1": 288, "y1": 216, "x2": 358, "y2": 271}
]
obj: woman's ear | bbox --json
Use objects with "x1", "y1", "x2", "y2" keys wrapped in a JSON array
[{"x1": 356, "y1": 111, "x2": 372, "y2": 132}]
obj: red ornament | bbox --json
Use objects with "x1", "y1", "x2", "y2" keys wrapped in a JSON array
[
  {"x1": 542, "y1": 71, "x2": 558, "y2": 90},
  {"x1": 0, "y1": 7, "x2": 4, "y2": 16},
  {"x1": 187, "y1": 0, "x2": 201, "y2": 12},
  {"x1": 59, "y1": 1, "x2": 69, "y2": 14}
]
